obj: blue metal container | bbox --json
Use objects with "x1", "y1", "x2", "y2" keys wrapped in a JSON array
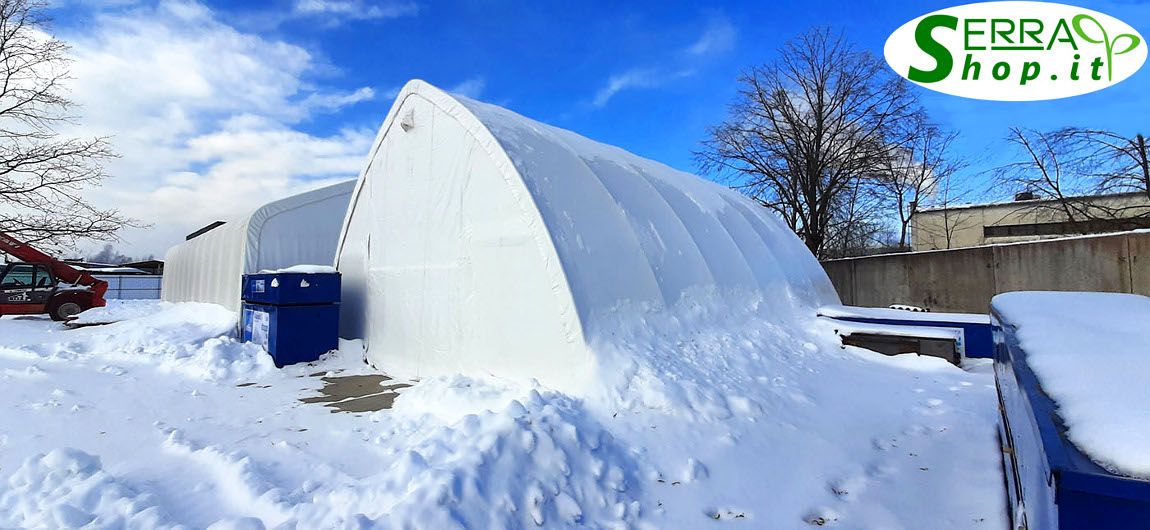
[
  {"x1": 993, "y1": 308, "x2": 1150, "y2": 529},
  {"x1": 241, "y1": 271, "x2": 340, "y2": 367},
  {"x1": 820, "y1": 307, "x2": 994, "y2": 358},
  {"x1": 241, "y1": 272, "x2": 341, "y2": 306}
]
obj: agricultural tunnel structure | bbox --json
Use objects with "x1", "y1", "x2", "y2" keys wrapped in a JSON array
[{"x1": 335, "y1": 80, "x2": 839, "y2": 391}]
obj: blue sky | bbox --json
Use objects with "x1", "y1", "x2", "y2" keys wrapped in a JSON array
[{"x1": 47, "y1": 0, "x2": 1150, "y2": 256}]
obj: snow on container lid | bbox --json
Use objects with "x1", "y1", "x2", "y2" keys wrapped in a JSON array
[
  {"x1": 256, "y1": 264, "x2": 337, "y2": 275},
  {"x1": 819, "y1": 304, "x2": 990, "y2": 325},
  {"x1": 242, "y1": 271, "x2": 341, "y2": 306},
  {"x1": 992, "y1": 291, "x2": 1150, "y2": 479}
]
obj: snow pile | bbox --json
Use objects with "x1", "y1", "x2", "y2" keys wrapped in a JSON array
[
  {"x1": 161, "y1": 429, "x2": 296, "y2": 526},
  {"x1": 0, "y1": 290, "x2": 1007, "y2": 527},
  {"x1": 590, "y1": 289, "x2": 822, "y2": 420},
  {"x1": 290, "y1": 294, "x2": 1001, "y2": 527},
  {"x1": 4, "y1": 302, "x2": 273, "y2": 381},
  {"x1": 993, "y1": 291, "x2": 1150, "y2": 478},
  {"x1": 0, "y1": 448, "x2": 173, "y2": 529},
  {"x1": 71, "y1": 299, "x2": 165, "y2": 325},
  {"x1": 290, "y1": 381, "x2": 642, "y2": 528}
]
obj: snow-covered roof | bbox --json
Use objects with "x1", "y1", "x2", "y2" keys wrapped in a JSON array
[
  {"x1": 335, "y1": 80, "x2": 839, "y2": 391},
  {"x1": 993, "y1": 291, "x2": 1150, "y2": 478},
  {"x1": 75, "y1": 265, "x2": 148, "y2": 274},
  {"x1": 162, "y1": 180, "x2": 356, "y2": 311},
  {"x1": 463, "y1": 95, "x2": 841, "y2": 319}
]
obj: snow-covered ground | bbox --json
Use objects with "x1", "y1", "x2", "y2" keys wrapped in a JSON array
[{"x1": 0, "y1": 300, "x2": 1007, "y2": 528}]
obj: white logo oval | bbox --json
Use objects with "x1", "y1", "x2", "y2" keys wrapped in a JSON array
[{"x1": 884, "y1": 1, "x2": 1146, "y2": 101}]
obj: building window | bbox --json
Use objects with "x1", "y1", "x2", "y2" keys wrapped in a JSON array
[{"x1": 984, "y1": 217, "x2": 1150, "y2": 238}]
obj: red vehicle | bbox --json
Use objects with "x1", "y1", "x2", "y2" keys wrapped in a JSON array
[{"x1": 0, "y1": 232, "x2": 108, "y2": 320}]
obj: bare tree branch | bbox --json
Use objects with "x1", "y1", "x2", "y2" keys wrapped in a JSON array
[
  {"x1": 0, "y1": 0, "x2": 140, "y2": 255},
  {"x1": 992, "y1": 127, "x2": 1150, "y2": 229},
  {"x1": 696, "y1": 27, "x2": 924, "y2": 258},
  {"x1": 870, "y1": 118, "x2": 964, "y2": 248}
]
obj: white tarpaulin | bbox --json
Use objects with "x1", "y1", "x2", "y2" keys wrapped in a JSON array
[
  {"x1": 336, "y1": 80, "x2": 839, "y2": 391},
  {"x1": 162, "y1": 180, "x2": 356, "y2": 312}
]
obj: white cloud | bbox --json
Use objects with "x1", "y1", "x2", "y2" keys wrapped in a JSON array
[
  {"x1": 378, "y1": 85, "x2": 403, "y2": 100},
  {"x1": 592, "y1": 68, "x2": 693, "y2": 108},
  {"x1": 686, "y1": 15, "x2": 736, "y2": 56},
  {"x1": 586, "y1": 15, "x2": 729, "y2": 110},
  {"x1": 301, "y1": 86, "x2": 376, "y2": 113},
  {"x1": 58, "y1": 0, "x2": 380, "y2": 256},
  {"x1": 447, "y1": 77, "x2": 485, "y2": 99},
  {"x1": 113, "y1": 117, "x2": 372, "y2": 233},
  {"x1": 292, "y1": 0, "x2": 418, "y2": 22}
]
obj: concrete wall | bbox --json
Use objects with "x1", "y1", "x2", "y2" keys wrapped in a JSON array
[{"x1": 823, "y1": 231, "x2": 1150, "y2": 313}]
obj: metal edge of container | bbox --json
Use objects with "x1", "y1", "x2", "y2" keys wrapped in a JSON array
[{"x1": 991, "y1": 306, "x2": 1150, "y2": 528}]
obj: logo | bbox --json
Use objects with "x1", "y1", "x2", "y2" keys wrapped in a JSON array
[{"x1": 884, "y1": 2, "x2": 1146, "y2": 100}]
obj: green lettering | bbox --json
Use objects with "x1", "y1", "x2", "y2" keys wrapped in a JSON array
[
  {"x1": 992, "y1": 62, "x2": 1010, "y2": 80},
  {"x1": 1020, "y1": 61, "x2": 1041, "y2": 85},
  {"x1": 910, "y1": 14, "x2": 958, "y2": 83},
  {"x1": 965, "y1": 18, "x2": 987, "y2": 50},
  {"x1": 1047, "y1": 18, "x2": 1079, "y2": 50},
  {"x1": 962, "y1": 54, "x2": 981, "y2": 80},
  {"x1": 1020, "y1": 19, "x2": 1044, "y2": 44},
  {"x1": 991, "y1": 19, "x2": 1015, "y2": 44}
]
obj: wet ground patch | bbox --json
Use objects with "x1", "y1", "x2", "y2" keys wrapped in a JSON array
[{"x1": 299, "y1": 374, "x2": 412, "y2": 413}]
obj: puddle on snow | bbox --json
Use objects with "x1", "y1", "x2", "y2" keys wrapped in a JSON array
[{"x1": 299, "y1": 374, "x2": 412, "y2": 413}]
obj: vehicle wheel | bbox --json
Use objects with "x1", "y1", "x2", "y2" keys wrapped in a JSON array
[{"x1": 49, "y1": 301, "x2": 83, "y2": 321}]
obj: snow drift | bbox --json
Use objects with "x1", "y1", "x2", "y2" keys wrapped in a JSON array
[
  {"x1": 336, "y1": 80, "x2": 839, "y2": 391},
  {"x1": 0, "y1": 302, "x2": 1006, "y2": 528},
  {"x1": 162, "y1": 180, "x2": 356, "y2": 312}
]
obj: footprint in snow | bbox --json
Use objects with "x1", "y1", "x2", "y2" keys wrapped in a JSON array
[
  {"x1": 912, "y1": 403, "x2": 949, "y2": 417},
  {"x1": 902, "y1": 424, "x2": 930, "y2": 436},
  {"x1": 872, "y1": 437, "x2": 899, "y2": 451},
  {"x1": 703, "y1": 507, "x2": 749, "y2": 521},
  {"x1": 804, "y1": 507, "x2": 840, "y2": 526},
  {"x1": 865, "y1": 462, "x2": 898, "y2": 479},
  {"x1": 99, "y1": 365, "x2": 127, "y2": 376},
  {"x1": 827, "y1": 475, "x2": 868, "y2": 502}
]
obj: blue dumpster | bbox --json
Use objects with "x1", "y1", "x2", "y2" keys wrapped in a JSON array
[
  {"x1": 241, "y1": 271, "x2": 340, "y2": 367},
  {"x1": 818, "y1": 305, "x2": 993, "y2": 358},
  {"x1": 993, "y1": 292, "x2": 1150, "y2": 529}
]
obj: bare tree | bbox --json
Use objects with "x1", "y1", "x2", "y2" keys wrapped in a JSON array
[
  {"x1": 1068, "y1": 129, "x2": 1150, "y2": 212},
  {"x1": 0, "y1": 0, "x2": 136, "y2": 253},
  {"x1": 820, "y1": 175, "x2": 889, "y2": 258},
  {"x1": 914, "y1": 168, "x2": 976, "y2": 250},
  {"x1": 993, "y1": 127, "x2": 1150, "y2": 231},
  {"x1": 696, "y1": 27, "x2": 923, "y2": 258},
  {"x1": 872, "y1": 120, "x2": 963, "y2": 248},
  {"x1": 992, "y1": 127, "x2": 1097, "y2": 227}
]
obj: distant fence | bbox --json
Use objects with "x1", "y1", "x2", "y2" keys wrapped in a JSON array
[
  {"x1": 820, "y1": 231, "x2": 1150, "y2": 314},
  {"x1": 93, "y1": 275, "x2": 162, "y2": 300}
]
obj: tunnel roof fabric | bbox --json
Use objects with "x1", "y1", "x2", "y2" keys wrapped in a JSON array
[
  {"x1": 335, "y1": 80, "x2": 839, "y2": 391},
  {"x1": 161, "y1": 180, "x2": 356, "y2": 312}
]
